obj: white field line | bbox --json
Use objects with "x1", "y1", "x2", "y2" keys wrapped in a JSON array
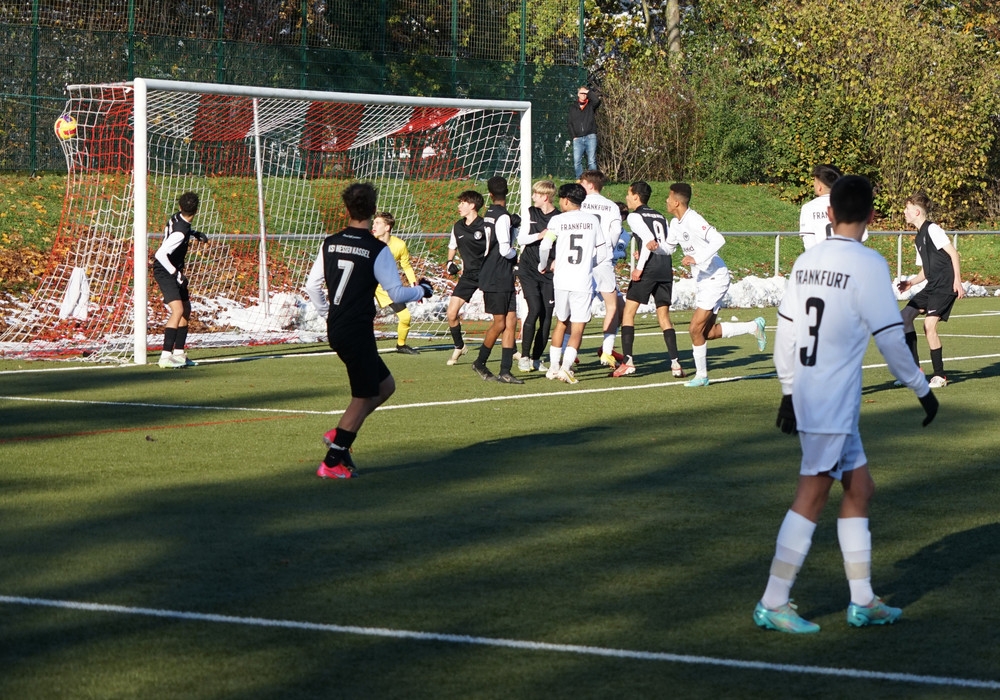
[
  {"x1": 0, "y1": 595, "x2": 997, "y2": 691},
  {"x1": 3, "y1": 353, "x2": 1000, "y2": 418}
]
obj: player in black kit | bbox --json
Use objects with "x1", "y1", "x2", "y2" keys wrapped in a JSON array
[{"x1": 444, "y1": 190, "x2": 487, "y2": 366}]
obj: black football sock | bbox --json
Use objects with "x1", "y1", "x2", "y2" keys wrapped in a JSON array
[
  {"x1": 500, "y1": 347, "x2": 514, "y2": 374},
  {"x1": 163, "y1": 327, "x2": 177, "y2": 353},
  {"x1": 930, "y1": 347, "x2": 944, "y2": 377},
  {"x1": 621, "y1": 325, "x2": 635, "y2": 358},
  {"x1": 450, "y1": 324, "x2": 464, "y2": 349},
  {"x1": 663, "y1": 328, "x2": 679, "y2": 362},
  {"x1": 477, "y1": 344, "x2": 492, "y2": 365},
  {"x1": 175, "y1": 326, "x2": 188, "y2": 351},
  {"x1": 905, "y1": 330, "x2": 919, "y2": 365}
]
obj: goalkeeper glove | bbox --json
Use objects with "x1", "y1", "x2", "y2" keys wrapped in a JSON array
[
  {"x1": 510, "y1": 214, "x2": 522, "y2": 230},
  {"x1": 418, "y1": 278, "x2": 434, "y2": 299},
  {"x1": 918, "y1": 390, "x2": 938, "y2": 427},
  {"x1": 776, "y1": 394, "x2": 797, "y2": 435},
  {"x1": 191, "y1": 230, "x2": 208, "y2": 243},
  {"x1": 447, "y1": 260, "x2": 460, "y2": 275},
  {"x1": 175, "y1": 270, "x2": 187, "y2": 286}
]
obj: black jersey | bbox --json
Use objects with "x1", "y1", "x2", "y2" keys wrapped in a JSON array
[
  {"x1": 914, "y1": 220, "x2": 955, "y2": 294},
  {"x1": 629, "y1": 205, "x2": 673, "y2": 282},
  {"x1": 518, "y1": 206, "x2": 557, "y2": 283},
  {"x1": 153, "y1": 211, "x2": 195, "y2": 274},
  {"x1": 319, "y1": 226, "x2": 387, "y2": 333},
  {"x1": 478, "y1": 204, "x2": 517, "y2": 293},
  {"x1": 452, "y1": 216, "x2": 487, "y2": 281}
]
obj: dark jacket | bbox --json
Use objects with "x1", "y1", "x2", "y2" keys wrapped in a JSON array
[{"x1": 568, "y1": 91, "x2": 601, "y2": 139}]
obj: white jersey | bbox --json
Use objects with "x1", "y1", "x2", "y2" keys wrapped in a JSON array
[
  {"x1": 799, "y1": 194, "x2": 869, "y2": 248},
  {"x1": 775, "y1": 236, "x2": 928, "y2": 434},
  {"x1": 538, "y1": 209, "x2": 604, "y2": 293},
  {"x1": 667, "y1": 208, "x2": 727, "y2": 281},
  {"x1": 798, "y1": 194, "x2": 832, "y2": 250},
  {"x1": 581, "y1": 192, "x2": 621, "y2": 265}
]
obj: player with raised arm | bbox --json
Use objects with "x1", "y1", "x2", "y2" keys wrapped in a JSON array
[
  {"x1": 516, "y1": 180, "x2": 558, "y2": 373},
  {"x1": 613, "y1": 181, "x2": 685, "y2": 378},
  {"x1": 371, "y1": 211, "x2": 421, "y2": 355},
  {"x1": 444, "y1": 190, "x2": 487, "y2": 366},
  {"x1": 152, "y1": 191, "x2": 208, "y2": 368},
  {"x1": 305, "y1": 183, "x2": 433, "y2": 479},
  {"x1": 537, "y1": 183, "x2": 604, "y2": 384},
  {"x1": 663, "y1": 183, "x2": 766, "y2": 387},
  {"x1": 471, "y1": 176, "x2": 523, "y2": 384},
  {"x1": 897, "y1": 192, "x2": 964, "y2": 388},
  {"x1": 754, "y1": 175, "x2": 938, "y2": 633},
  {"x1": 579, "y1": 170, "x2": 625, "y2": 368}
]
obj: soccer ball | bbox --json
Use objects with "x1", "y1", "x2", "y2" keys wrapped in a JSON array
[{"x1": 54, "y1": 114, "x2": 78, "y2": 140}]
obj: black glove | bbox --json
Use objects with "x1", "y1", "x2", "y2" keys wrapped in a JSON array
[
  {"x1": 418, "y1": 278, "x2": 433, "y2": 299},
  {"x1": 776, "y1": 394, "x2": 797, "y2": 435},
  {"x1": 175, "y1": 270, "x2": 187, "y2": 286},
  {"x1": 447, "y1": 260, "x2": 460, "y2": 276},
  {"x1": 191, "y1": 230, "x2": 208, "y2": 243},
  {"x1": 919, "y1": 390, "x2": 938, "y2": 427},
  {"x1": 510, "y1": 214, "x2": 522, "y2": 230}
]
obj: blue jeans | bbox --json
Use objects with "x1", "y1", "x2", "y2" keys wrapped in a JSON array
[{"x1": 572, "y1": 133, "x2": 597, "y2": 178}]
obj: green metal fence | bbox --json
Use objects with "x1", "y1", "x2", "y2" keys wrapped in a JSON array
[{"x1": 0, "y1": 0, "x2": 585, "y2": 175}]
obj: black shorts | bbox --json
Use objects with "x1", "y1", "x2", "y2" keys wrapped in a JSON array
[
  {"x1": 483, "y1": 290, "x2": 516, "y2": 315},
  {"x1": 451, "y1": 275, "x2": 480, "y2": 303},
  {"x1": 626, "y1": 276, "x2": 673, "y2": 307},
  {"x1": 153, "y1": 264, "x2": 189, "y2": 304},
  {"x1": 907, "y1": 288, "x2": 957, "y2": 321},
  {"x1": 329, "y1": 326, "x2": 391, "y2": 399}
]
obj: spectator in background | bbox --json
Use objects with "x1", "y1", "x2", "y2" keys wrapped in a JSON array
[{"x1": 569, "y1": 85, "x2": 601, "y2": 178}]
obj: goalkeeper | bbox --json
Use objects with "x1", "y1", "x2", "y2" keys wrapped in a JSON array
[
  {"x1": 152, "y1": 191, "x2": 208, "y2": 369},
  {"x1": 754, "y1": 175, "x2": 938, "y2": 635},
  {"x1": 371, "y1": 211, "x2": 421, "y2": 355}
]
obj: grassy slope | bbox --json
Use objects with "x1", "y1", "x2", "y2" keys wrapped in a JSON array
[{"x1": 1, "y1": 174, "x2": 998, "y2": 290}]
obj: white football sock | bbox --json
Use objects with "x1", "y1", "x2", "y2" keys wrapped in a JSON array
[
  {"x1": 692, "y1": 343, "x2": 708, "y2": 377},
  {"x1": 562, "y1": 346, "x2": 578, "y2": 370},
  {"x1": 761, "y1": 510, "x2": 816, "y2": 609},
  {"x1": 602, "y1": 333, "x2": 615, "y2": 355},
  {"x1": 720, "y1": 321, "x2": 756, "y2": 338},
  {"x1": 838, "y1": 517, "x2": 874, "y2": 606}
]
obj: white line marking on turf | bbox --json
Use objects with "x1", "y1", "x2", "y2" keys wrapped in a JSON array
[{"x1": 1, "y1": 595, "x2": 997, "y2": 691}]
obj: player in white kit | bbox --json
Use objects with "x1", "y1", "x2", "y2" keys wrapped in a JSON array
[
  {"x1": 537, "y1": 183, "x2": 605, "y2": 384},
  {"x1": 662, "y1": 183, "x2": 766, "y2": 387},
  {"x1": 579, "y1": 170, "x2": 624, "y2": 368},
  {"x1": 754, "y1": 175, "x2": 939, "y2": 634}
]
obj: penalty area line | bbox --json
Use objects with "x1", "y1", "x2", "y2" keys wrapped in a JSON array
[{"x1": 0, "y1": 595, "x2": 997, "y2": 691}]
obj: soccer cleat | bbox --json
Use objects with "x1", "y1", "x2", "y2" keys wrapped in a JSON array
[
  {"x1": 556, "y1": 368, "x2": 579, "y2": 384},
  {"x1": 491, "y1": 371, "x2": 525, "y2": 385},
  {"x1": 532, "y1": 359, "x2": 547, "y2": 372},
  {"x1": 754, "y1": 317, "x2": 768, "y2": 351},
  {"x1": 173, "y1": 352, "x2": 198, "y2": 367},
  {"x1": 447, "y1": 346, "x2": 468, "y2": 365},
  {"x1": 671, "y1": 361, "x2": 685, "y2": 378},
  {"x1": 157, "y1": 354, "x2": 186, "y2": 369},
  {"x1": 928, "y1": 375, "x2": 947, "y2": 388},
  {"x1": 471, "y1": 360, "x2": 494, "y2": 380},
  {"x1": 599, "y1": 352, "x2": 618, "y2": 369},
  {"x1": 317, "y1": 462, "x2": 354, "y2": 479},
  {"x1": 612, "y1": 357, "x2": 636, "y2": 377},
  {"x1": 846, "y1": 596, "x2": 902, "y2": 627},
  {"x1": 545, "y1": 366, "x2": 560, "y2": 380},
  {"x1": 685, "y1": 376, "x2": 710, "y2": 388},
  {"x1": 396, "y1": 344, "x2": 420, "y2": 355},
  {"x1": 518, "y1": 356, "x2": 532, "y2": 372},
  {"x1": 754, "y1": 601, "x2": 821, "y2": 634}
]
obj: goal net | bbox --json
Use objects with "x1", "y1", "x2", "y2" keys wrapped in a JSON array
[{"x1": 0, "y1": 79, "x2": 531, "y2": 364}]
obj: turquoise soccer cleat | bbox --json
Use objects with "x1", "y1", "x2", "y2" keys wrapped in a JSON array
[
  {"x1": 754, "y1": 601, "x2": 821, "y2": 634},
  {"x1": 846, "y1": 596, "x2": 902, "y2": 627},
  {"x1": 754, "y1": 317, "x2": 767, "y2": 351}
]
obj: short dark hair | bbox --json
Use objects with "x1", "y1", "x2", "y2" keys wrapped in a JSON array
[
  {"x1": 178, "y1": 191, "x2": 199, "y2": 216},
  {"x1": 812, "y1": 164, "x2": 842, "y2": 189},
  {"x1": 374, "y1": 211, "x2": 395, "y2": 230},
  {"x1": 558, "y1": 183, "x2": 587, "y2": 206},
  {"x1": 829, "y1": 175, "x2": 873, "y2": 225},
  {"x1": 458, "y1": 190, "x2": 484, "y2": 211},
  {"x1": 669, "y1": 182, "x2": 692, "y2": 205},
  {"x1": 487, "y1": 176, "x2": 508, "y2": 198},
  {"x1": 629, "y1": 180, "x2": 652, "y2": 205},
  {"x1": 342, "y1": 182, "x2": 378, "y2": 222},
  {"x1": 905, "y1": 191, "x2": 932, "y2": 214},
  {"x1": 579, "y1": 170, "x2": 605, "y2": 191}
]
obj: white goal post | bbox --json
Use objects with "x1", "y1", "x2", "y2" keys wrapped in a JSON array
[{"x1": 0, "y1": 78, "x2": 531, "y2": 364}]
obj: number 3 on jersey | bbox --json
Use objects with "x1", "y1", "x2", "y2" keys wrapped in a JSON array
[{"x1": 799, "y1": 297, "x2": 824, "y2": 367}]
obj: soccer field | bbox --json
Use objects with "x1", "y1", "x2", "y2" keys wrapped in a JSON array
[{"x1": 2, "y1": 301, "x2": 999, "y2": 699}]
